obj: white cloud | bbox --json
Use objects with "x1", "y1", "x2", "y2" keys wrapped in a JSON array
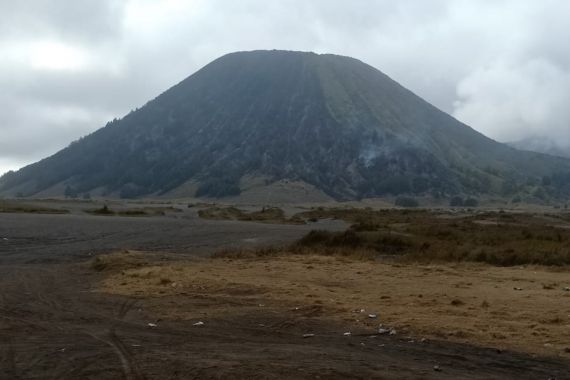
[
  {"x1": 453, "y1": 59, "x2": 570, "y2": 145},
  {"x1": 2, "y1": 40, "x2": 95, "y2": 72}
]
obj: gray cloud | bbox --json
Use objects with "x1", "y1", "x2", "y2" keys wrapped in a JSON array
[
  {"x1": 0, "y1": 1, "x2": 125, "y2": 43},
  {"x1": 1, "y1": 0, "x2": 569, "y2": 175}
]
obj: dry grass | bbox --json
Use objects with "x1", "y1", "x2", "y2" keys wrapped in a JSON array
[
  {"x1": 212, "y1": 245, "x2": 378, "y2": 261},
  {"x1": 85, "y1": 205, "x2": 180, "y2": 217},
  {"x1": 0, "y1": 201, "x2": 69, "y2": 214},
  {"x1": 89, "y1": 250, "x2": 164, "y2": 272},
  {"x1": 198, "y1": 206, "x2": 305, "y2": 224},
  {"x1": 98, "y1": 253, "x2": 570, "y2": 359},
  {"x1": 293, "y1": 208, "x2": 570, "y2": 266}
]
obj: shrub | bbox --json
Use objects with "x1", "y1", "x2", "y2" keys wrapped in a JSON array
[
  {"x1": 296, "y1": 230, "x2": 338, "y2": 246},
  {"x1": 118, "y1": 210, "x2": 148, "y2": 217},
  {"x1": 88, "y1": 205, "x2": 114, "y2": 215},
  {"x1": 91, "y1": 257, "x2": 107, "y2": 271},
  {"x1": 374, "y1": 234, "x2": 412, "y2": 254},
  {"x1": 351, "y1": 219, "x2": 381, "y2": 231}
]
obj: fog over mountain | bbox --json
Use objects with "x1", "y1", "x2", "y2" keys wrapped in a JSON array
[
  {"x1": 1, "y1": 1, "x2": 570, "y2": 176},
  {"x1": 509, "y1": 136, "x2": 570, "y2": 159}
]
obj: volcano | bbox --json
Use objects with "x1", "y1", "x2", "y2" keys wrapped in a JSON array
[{"x1": 2, "y1": 50, "x2": 570, "y2": 200}]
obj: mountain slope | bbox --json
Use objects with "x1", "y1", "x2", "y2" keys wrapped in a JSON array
[
  {"x1": 2, "y1": 50, "x2": 570, "y2": 200},
  {"x1": 509, "y1": 136, "x2": 570, "y2": 159}
]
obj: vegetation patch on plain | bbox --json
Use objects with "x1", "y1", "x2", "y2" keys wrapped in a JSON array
[
  {"x1": 0, "y1": 200, "x2": 69, "y2": 214},
  {"x1": 85, "y1": 205, "x2": 181, "y2": 217},
  {"x1": 292, "y1": 208, "x2": 570, "y2": 266},
  {"x1": 198, "y1": 206, "x2": 305, "y2": 225}
]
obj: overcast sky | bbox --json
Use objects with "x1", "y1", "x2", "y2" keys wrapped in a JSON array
[{"x1": 1, "y1": 0, "x2": 569, "y2": 176}]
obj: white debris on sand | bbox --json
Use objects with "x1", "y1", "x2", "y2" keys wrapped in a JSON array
[{"x1": 378, "y1": 325, "x2": 397, "y2": 336}]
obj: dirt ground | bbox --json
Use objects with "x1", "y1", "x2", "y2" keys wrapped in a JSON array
[
  {"x1": 1, "y1": 200, "x2": 569, "y2": 379},
  {"x1": 1, "y1": 259, "x2": 568, "y2": 380},
  {"x1": 0, "y1": 201, "x2": 344, "y2": 265}
]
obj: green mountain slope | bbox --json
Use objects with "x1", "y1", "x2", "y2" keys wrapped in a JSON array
[{"x1": 2, "y1": 50, "x2": 570, "y2": 200}]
